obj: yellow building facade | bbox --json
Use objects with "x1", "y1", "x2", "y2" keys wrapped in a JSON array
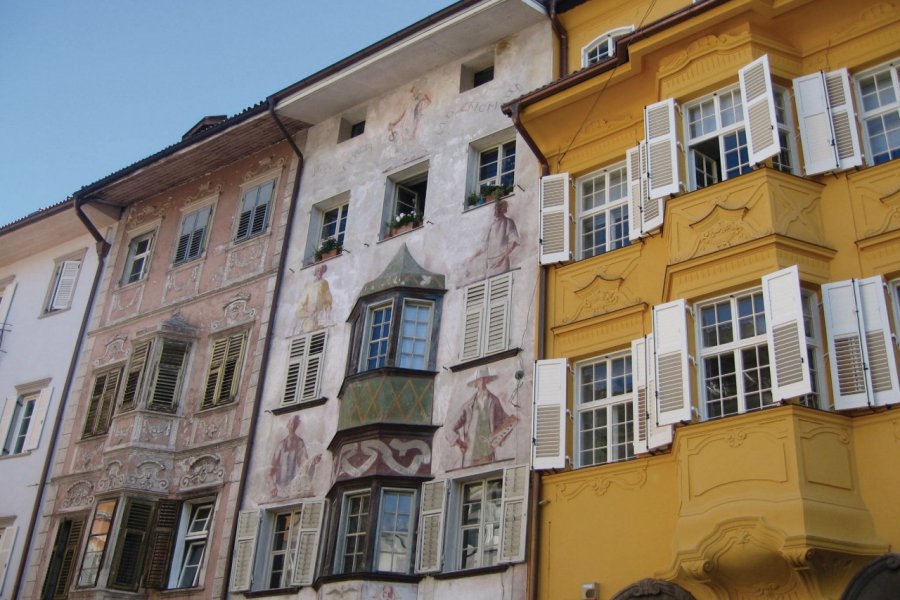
[{"x1": 506, "y1": 0, "x2": 900, "y2": 598}]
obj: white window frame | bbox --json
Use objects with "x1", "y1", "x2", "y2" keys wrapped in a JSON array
[
  {"x1": 169, "y1": 499, "x2": 215, "y2": 589},
  {"x1": 574, "y1": 351, "x2": 634, "y2": 467},
  {"x1": 1, "y1": 392, "x2": 36, "y2": 455},
  {"x1": 335, "y1": 490, "x2": 371, "y2": 574},
  {"x1": 373, "y1": 488, "x2": 416, "y2": 573},
  {"x1": 306, "y1": 192, "x2": 350, "y2": 262},
  {"x1": 800, "y1": 290, "x2": 828, "y2": 410},
  {"x1": 173, "y1": 202, "x2": 214, "y2": 266},
  {"x1": 121, "y1": 230, "x2": 155, "y2": 286},
  {"x1": 397, "y1": 299, "x2": 434, "y2": 370},
  {"x1": 383, "y1": 162, "x2": 429, "y2": 237},
  {"x1": 361, "y1": 301, "x2": 394, "y2": 372},
  {"x1": 576, "y1": 162, "x2": 630, "y2": 259},
  {"x1": 44, "y1": 250, "x2": 85, "y2": 314},
  {"x1": 476, "y1": 141, "x2": 516, "y2": 193},
  {"x1": 581, "y1": 25, "x2": 634, "y2": 67},
  {"x1": 455, "y1": 475, "x2": 503, "y2": 571},
  {"x1": 234, "y1": 176, "x2": 277, "y2": 243},
  {"x1": 265, "y1": 507, "x2": 302, "y2": 589},
  {"x1": 855, "y1": 58, "x2": 900, "y2": 166},
  {"x1": 891, "y1": 278, "x2": 900, "y2": 349}
]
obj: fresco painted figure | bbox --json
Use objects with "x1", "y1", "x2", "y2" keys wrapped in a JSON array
[
  {"x1": 468, "y1": 199, "x2": 520, "y2": 278},
  {"x1": 295, "y1": 262, "x2": 332, "y2": 334},
  {"x1": 269, "y1": 414, "x2": 322, "y2": 498},
  {"x1": 449, "y1": 367, "x2": 519, "y2": 468}
]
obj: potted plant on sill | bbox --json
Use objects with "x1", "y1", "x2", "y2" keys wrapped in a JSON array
[
  {"x1": 314, "y1": 237, "x2": 343, "y2": 262},
  {"x1": 387, "y1": 211, "x2": 423, "y2": 237},
  {"x1": 467, "y1": 183, "x2": 513, "y2": 208}
]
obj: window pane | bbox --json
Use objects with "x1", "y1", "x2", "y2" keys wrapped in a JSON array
[
  {"x1": 377, "y1": 490, "x2": 414, "y2": 573},
  {"x1": 366, "y1": 306, "x2": 392, "y2": 370},
  {"x1": 398, "y1": 302, "x2": 431, "y2": 369}
]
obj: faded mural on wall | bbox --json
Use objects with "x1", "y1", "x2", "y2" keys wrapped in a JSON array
[
  {"x1": 268, "y1": 415, "x2": 323, "y2": 498},
  {"x1": 294, "y1": 262, "x2": 333, "y2": 335},
  {"x1": 387, "y1": 86, "x2": 432, "y2": 143}
]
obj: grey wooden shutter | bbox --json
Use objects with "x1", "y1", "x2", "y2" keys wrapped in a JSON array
[
  {"x1": 499, "y1": 465, "x2": 529, "y2": 563},
  {"x1": 416, "y1": 479, "x2": 447, "y2": 573},
  {"x1": 50, "y1": 260, "x2": 81, "y2": 311},
  {"x1": 148, "y1": 340, "x2": 189, "y2": 412},
  {"x1": 291, "y1": 500, "x2": 325, "y2": 586},
  {"x1": 533, "y1": 358, "x2": 568, "y2": 470},
  {"x1": 202, "y1": 332, "x2": 245, "y2": 409},
  {"x1": 121, "y1": 339, "x2": 151, "y2": 411},
  {"x1": 230, "y1": 510, "x2": 260, "y2": 591},
  {"x1": 762, "y1": 266, "x2": 812, "y2": 401},
  {"x1": 0, "y1": 525, "x2": 17, "y2": 592},
  {"x1": 24, "y1": 385, "x2": 52, "y2": 451},
  {"x1": 645, "y1": 98, "x2": 679, "y2": 200},
  {"x1": 484, "y1": 273, "x2": 512, "y2": 355},
  {"x1": 653, "y1": 299, "x2": 691, "y2": 425},
  {"x1": 739, "y1": 54, "x2": 780, "y2": 164},
  {"x1": 145, "y1": 499, "x2": 180, "y2": 589},
  {"x1": 461, "y1": 281, "x2": 487, "y2": 360},
  {"x1": 793, "y1": 68, "x2": 862, "y2": 175},
  {"x1": 84, "y1": 369, "x2": 121, "y2": 437},
  {"x1": 540, "y1": 173, "x2": 571, "y2": 264},
  {"x1": 109, "y1": 499, "x2": 155, "y2": 591}
]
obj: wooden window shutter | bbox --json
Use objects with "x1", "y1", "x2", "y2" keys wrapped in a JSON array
[
  {"x1": 282, "y1": 331, "x2": 327, "y2": 405},
  {"x1": 762, "y1": 266, "x2": 812, "y2": 401},
  {"x1": 0, "y1": 525, "x2": 18, "y2": 592},
  {"x1": 202, "y1": 333, "x2": 245, "y2": 409},
  {"x1": 644, "y1": 98, "x2": 679, "y2": 200},
  {"x1": 291, "y1": 500, "x2": 325, "y2": 586},
  {"x1": 461, "y1": 281, "x2": 487, "y2": 361},
  {"x1": 856, "y1": 277, "x2": 900, "y2": 406},
  {"x1": 416, "y1": 479, "x2": 447, "y2": 573},
  {"x1": 631, "y1": 336, "x2": 650, "y2": 455},
  {"x1": 793, "y1": 68, "x2": 862, "y2": 175},
  {"x1": 532, "y1": 358, "x2": 567, "y2": 470},
  {"x1": 24, "y1": 386, "x2": 53, "y2": 451},
  {"x1": 0, "y1": 281, "x2": 16, "y2": 328},
  {"x1": 41, "y1": 517, "x2": 85, "y2": 600},
  {"x1": 230, "y1": 510, "x2": 260, "y2": 592},
  {"x1": 499, "y1": 465, "x2": 529, "y2": 563},
  {"x1": 108, "y1": 499, "x2": 155, "y2": 591},
  {"x1": 0, "y1": 398, "x2": 15, "y2": 449},
  {"x1": 652, "y1": 299, "x2": 691, "y2": 425},
  {"x1": 282, "y1": 336, "x2": 307, "y2": 405},
  {"x1": 148, "y1": 340, "x2": 189, "y2": 412},
  {"x1": 84, "y1": 369, "x2": 121, "y2": 437},
  {"x1": 739, "y1": 54, "x2": 780, "y2": 164},
  {"x1": 235, "y1": 188, "x2": 256, "y2": 241},
  {"x1": 539, "y1": 173, "x2": 571, "y2": 264},
  {"x1": 626, "y1": 144, "x2": 650, "y2": 241},
  {"x1": 50, "y1": 260, "x2": 81, "y2": 311},
  {"x1": 484, "y1": 273, "x2": 512, "y2": 355},
  {"x1": 121, "y1": 339, "x2": 151, "y2": 411},
  {"x1": 144, "y1": 499, "x2": 180, "y2": 589}
]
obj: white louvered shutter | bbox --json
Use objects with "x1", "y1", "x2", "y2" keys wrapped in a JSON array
[
  {"x1": 50, "y1": 260, "x2": 81, "y2": 311},
  {"x1": 416, "y1": 479, "x2": 447, "y2": 573},
  {"x1": 230, "y1": 510, "x2": 260, "y2": 592},
  {"x1": 0, "y1": 525, "x2": 18, "y2": 590},
  {"x1": 484, "y1": 273, "x2": 512, "y2": 355},
  {"x1": 0, "y1": 281, "x2": 17, "y2": 328},
  {"x1": 540, "y1": 173, "x2": 571, "y2": 264},
  {"x1": 24, "y1": 386, "x2": 52, "y2": 451},
  {"x1": 645, "y1": 98, "x2": 679, "y2": 201},
  {"x1": 0, "y1": 398, "x2": 16, "y2": 451},
  {"x1": 627, "y1": 144, "x2": 653, "y2": 241},
  {"x1": 857, "y1": 278, "x2": 900, "y2": 406},
  {"x1": 653, "y1": 299, "x2": 691, "y2": 425},
  {"x1": 739, "y1": 55, "x2": 780, "y2": 164},
  {"x1": 631, "y1": 337, "x2": 650, "y2": 455},
  {"x1": 291, "y1": 500, "x2": 324, "y2": 586},
  {"x1": 762, "y1": 266, "x2": 812, "y2": 401},
  {"x1": 643, "y1": 333, "x2": 673, "y2": 450},
  {"x1": 461, "y1": 281, "x2": 487, "y2": 361},
  {"x1": 282, "y1": 331, "x2": 327, "y2": 405},
  {"x1": 793, "y1": 69, "x2": 862, "y2": 175},
  {"x1": 533, "y1": 358, "x2": 567, "y2": 470},
  {"x1": 499, "y1": 465, "x2": 529, "y2": 563}
]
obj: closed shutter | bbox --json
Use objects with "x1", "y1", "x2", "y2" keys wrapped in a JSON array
[
  {"x1": 24, "y1": 386, "x2": 52, "y2": 451},
  {"x1": 793, "y1": 69, "x2": 862, "y2": 175},
  {"x1": 175, "y1": 205, "x2": 211, "y2": 263},
  {"x1": 416, "y1": 479, "x2": 447, "y2": 573},
  {"x1": 626, "y1": 144, "x2": 650, "y2": 241},
  {"x1": 645, "y1": 98, "x2": 679, "y2": 200},
  {"x1": 0, "y1": 525, "x2": 17, "y2": 592},
  {"x1": 653, "y1": 299, "x2": 691, "y2": 425},
  {"x1": 84, "y1": 369, "x2": 121, "y2": 437},
  {"x1": 499, "y1": 465, "x2": 529, "y2": 563},
  {"x1": 300, "y1": 331, "x2": 326, "y2": 402},
  {"x1": 202, "y1": 333, "x2": 245, "y2": 409},
  {"x1": 291, "y1": 500, "x2": 324, "y2": 586},
  {"x1": 461, "y1": 281, "x2": 487, "y2": 361},
  {"x1": 484, "y1": 273, "x2": 512, "y2": 355},
  {"x1": 856, "y1": 277, "x2": 900, "y2": 406},
  {"x1": 109, "y1": 499, "x2": 155, "y2": 591},
  {"x1": 739, "y1": 55, "x2": 780, "y2": 164},
  {"x1": 41, "y1": 517, "x2": 85, "y2": 600},
  {"x1": 230, "y1": 510, "x2": 260, "y2": 591},
  {"x1": 148, "y1": 340, "x2": 189, "y2": 412},
  {"x1": 283, "y1": 331, "x2": 327, "y2": 405},
  {"x1": 145, "y1": 499, "x2": 180, "y2": 589},
  {"x1": 121, "y1": 339, "x2": 151, "y2": 411},
  {"x1": 532, "y1": 358, "x2": 567, "y2": 470},
  {"x1": 762, "y1": 266, "x2": 812, "y2": 401},
  {"x1": 50, "y1": 260, "x2": 81, "y2": 311},
  {"x1": 539, "y1": 173, "x2": 571, "y2": 264}
]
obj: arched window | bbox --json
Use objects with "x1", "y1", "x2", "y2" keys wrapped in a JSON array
[{"x1": 582, "y1": 26, "x2": 634, "y2": 67}]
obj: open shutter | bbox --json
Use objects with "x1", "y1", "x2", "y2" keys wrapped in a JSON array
[
  {"x1": 0, "y1": 525, "x2": 17, "y2": 592},
  {"x1": 42, "y1": 517, "x2": 85, "y2": 600},
  {"x1": 24, "y1": 386, "x2": 52, "y2": 451},
  {"x1": 0, "y1": 398, "x2": 15, "y2": 450},
  {"x1": 499, "y1": 465, "x2": 529, "y2": 563},
  {"x1": 857, "y1": 277, "x2": 900, "y2": 406},
  {"x1": 626, "y1": 144, "x2": 651, "y2": 241},
  {"x1": 148, "y1": 340, "x2": 189, "y2": 412},
  {"x1": 533, "y1": 358, "x2": 567, "y2": 470},
  {"x1": 653, "y1": 299, "x2": 691, "y2": 425},
  {"x1": 645, "y1": 98, "x2": 679, "y2": 200},
  {"x1": 121, "y1": 339, "x2": 151, "y2": 411},
  {"x1": 416, "y1": 479, "x2": 447, "y2": 573},
  {"x1": 291, "y1": 500, "x2": 324, "y2": 586},
  {"x1": 218, "y1": 332, "x2": 245, "y2": 404},
  {"x1": 230, "y1": 510, "x2": 260, "y2": 591},
  {"x1": 793, "y1": 69, "x2": 862, "y2": 175},
  {"x1": 0, "y1": 281, "x2": 16, "y2": 328},
  {"x1": 201, "y1": 337, "x2": 229, "y2": 409},
  {"x1": 283, "y1": 336, "x2": 308, "y2": 404},
  {"x1": 84, "y1": 369, "x2": 120, "y2": 437},
  {"x1": 484, "y1": 273, "x2": 512, "y2": 355},
  {"x1": 739, "y1": 55, "x2": 780, "y2": 164},
  {"x1": 50, "y1": 260, "x2": 81, "y2": 311},
  {"x1": 109, "y1": 499, "x2": 154, "y2": 591},
  {"x1": 762, "y1": 266, "x2": 812, "y2": 401},
  {"x1": 823, "y1": 279, "x2": 869, "y2": 409},
  {"x1": 632, "y1": 335, "x2": 673, "y2": 454},
  {"x1": 539, "y1": 173, "x2": 571, "y2": 264},
  {"x1": 145, "y1": 499, "x2": 180, "y2": 589},
  {"x1": 461, "y1": 281, "x2": 487, "y2": 360}
]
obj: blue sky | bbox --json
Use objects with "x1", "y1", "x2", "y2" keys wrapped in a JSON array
[{"x1": 0, "y1": 0, "x2": 454, "y2": 227}]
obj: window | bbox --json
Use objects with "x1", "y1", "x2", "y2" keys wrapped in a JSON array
[
  {"x1": 856, "y1": 60, "x2": 900, "y2": 165},
  {"x1": 460, "y1": 53, "x2": 495, "y2": 92},
  {"x1": 460, "y1": 272, "x2": 512, "y2": 362},
  {"x1": 121, "y1": 231, "x2": 154, "y2": 285},
  {"x1": 201, "y1": 331, "x2": 246, "y2": 409},
  {"x1": 82, "y1": 368, "x2": 122, "y2": 438},
  {"x1": 173, "y1": 205, "x2": 212, "y2": 265},
  {"x1": 476, "y1": 141, "x2": 516, "y2": 194},
  {"x1": 349, "y1": 121, "x2": 366, "y2": 138},
  {"x1": 307, "y1": 193, "x2": 350, "y2": 262},
  {"x1": 577, "y1": 163, "x2": 630, "y2": 259},
  {"x1": 391, "y1": 174, "x2": 427, "y2": 228},
  {"x1": 398, "y1": 300, "x2": 434, "y2": 369},
  {"x1": 172, "y1": 502, "x2": 214, "y2": 589},
  {"x1": 77, "y1": 498, "x2": 117, "y2": 588},
  {"x1": 45, "y1": 257, "x2": 81, "y2": 313},
  {"x1": 337, "y1": 491, "x2": 370, "y2": 573},
  {"x1": 375, "y1": 490, "x2": 415, "y2": 573},
  {"x1": 321, "y1": 203, "x2": 349, "y2": 247},
  {"x1": 282, "y1": 331, "x2": 327, "y2": 406},
  {"x1": 576, "y1": 352, "x2": 634, "y2": 467},
  {"x1": 107, "y1": 498, "x2": 154, "y2": 591},
  {"x1": 41, "y1": 517, "x2": 85, "y2": 600},
  {"x1": 119, "y1": 337, "x2": 191, "y2": 413},
  {"x1": 2, "y1": 392, "x2": 36, "y2": 455},
  {"x1": 235, "y1": 179, "x2": 275, "y2": 242},
  {"x1": 363, "y1": 303, "x2": 393, "y2": 371},
  {"x1": 458, "y1": 477, "x2": 502, "y2": 570},
  {"x1": 338, "y1": 108, "x2": 367, "y2": 142},
  {"x1": 359, "y1": 298, "x2": 436, "y2": 373},
  {"x1": 799, "y1": 291, "x2": 826, "y2": 409},
  {"x1": 582, "y1": 26, "x2": 633, "y2": 67}
]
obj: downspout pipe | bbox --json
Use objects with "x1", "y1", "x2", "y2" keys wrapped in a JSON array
[
  {"x1": 11, "y1": 195, "x2": 111, "y2": 600},
  {"x1": 548, "y1": 0, "x2": 568, "y2": 77},
  {"x1": 221, "y1": 96, "x2": 305, "y2": 596}
]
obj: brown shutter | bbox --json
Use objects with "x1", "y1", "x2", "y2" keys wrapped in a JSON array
[
  {"x1": 144, "y1": 499, "x2": 181, "y2": 589},
  {"x1": 108, "y1": 499, "x2": 155, "y2": 591},
  {"x1": 120, "y1": 339, "x2": 151, "y2": 411},
  {"x1": 41, "y1": 517, "x2": 85, "y2": 600},
  {"x1": 83, "y1": 369, "x2": 121, "y2": 437},
  {"x1": 148, "y1": 340, "x2": 189, "y2": 412}
]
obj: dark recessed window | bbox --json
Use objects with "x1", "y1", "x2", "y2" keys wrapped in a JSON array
[
  {"x1": 349, "y1": 120, "x2": 366, "y2": 138},
  {"x1": 473, "y1": 66, "x2": 494, "y2": 88}
]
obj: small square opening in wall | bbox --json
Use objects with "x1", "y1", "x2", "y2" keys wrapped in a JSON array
[
  {"x1": 338, "y1": 107, "x2": 368, "y2": 143},
  {"x1": 460, "y1": 52, "x2": 495, "y2": 92}
]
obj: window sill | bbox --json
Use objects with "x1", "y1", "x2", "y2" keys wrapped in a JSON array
[
  {"x1": 315, "y1": 571, "x2": 423, "y2": 589},
  {"x1": 449, "y1": 348, "x2": 521, "y2": 372},
  {"x1": 231, "y1": 229, "x2": 272, "y2": 249},
  {"x1": 0, "y1": 450, "x2": 32, "y2": 460},
  {"x1": 196, "y1": 400, "x2": 238, "y2": 416},
  {"x1": 431, "y1": 563, "x2": 510, "y2": 580},
  {"x1": 464, "y1": 191, "x2": 515, "y2": 213},
  {"x1": 380, "y1": 223, "x2": 422, "y2": 242},
  {"x1": 243, "y1": 587, "x2": 300, "y2": 598},
  {"x1": 271, "y1": 397, "x2": 328, "y2": 415},
  {"x1": 38, "y1": 306, "x2": 73, "y2": 319},
  {"x1": 169, "y1": 255, "x2": 205, "y2": 272}
]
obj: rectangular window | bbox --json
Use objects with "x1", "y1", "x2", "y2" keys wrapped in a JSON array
[
  {"x1": 282, "y1": 331, "x2": 327, "y2": 406},
  {"x1": 77, "y1": 498, "x2": 117, "y2": 588},
  {"x1": 857, "y1": 60, "x2": 900, "y2": 165},
  {"x1": 173, "y1": 502, "x2": 214, "y2": 588},
  {"x1": 120, "y1": 338, "x2": 190, "y2": 413},
  {"x1": 45, "y1": 259, "x2": 81, "y2": 313},
  {"x1": 385, "y1": 166, "x2": 428, "y2": 236},
  {"x1": 461, "y1": 53, "x2": 495, "y2": 92},
  {"x1": 364, "y1": 303, "x2": 393, "y2": 371},
  {"x1": 338, "y1": 492, "x2": 370, "y2": 574},
  {"x1": 460, "y1": 272, "x2": 512, "y2": 362},
  {"x1": 82, "y1": 368, "x2": 122, "y2": 438},
  {"x1": 201, "y1": 332, "x2": 246, "y2": 409},
  {"x1": 458, "y1": 477, "x2": 502, "y2": 570},
  {"x1": 235, "y1": 179, "x2": 275, "y2": 242},
  {"x1": 321, "y1": 203, "x2": 349, "y2": 247},
  {"x1": 121, "y1": 232, "x2": 154, "y2": 285},
  {"x1": 398, "y1": 300, "x2": 433, "y2": 370},
  {"x1": 477, "y1": 141, "x2": 516, "y2": 193},
  {"x1": 173, "y1": 205, "x2": 212, "y2": 265},
  {"x1": 2, "y1": 392, "x2": 36, "y2": 455},
  {"x1": 578, "y1": 163, "x2": 630, "y2": 259},
  {"x1": 576, "y1": 353, "x2": 634, "y2": 466},
  {"x1": 108, "y1": 499, "x2": 154, "y2": 591},
  {"x1": 375, "y1": 490, "x2": 415, "y2": 573},
  {"x1": 267, "y1": 509, "x2": 301, "y2": 589}
]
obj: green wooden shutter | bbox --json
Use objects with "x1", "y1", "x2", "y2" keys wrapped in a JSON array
[
  {"x1": 108, "y1": 499, "x2": 155, "y2": 591},
  {"x1": 145, "y1": 499, "x2": 181, "y2": 589},
  {"x1": 84, "y1": 369, "x2": 121, "y2": 437},
  {"x1": 148, "y1": 340, "x2": 189, "y2": 412},
  {"x1": 120, "y1": 339, "x2": 151, "y2": 411},
  {"x1": 41, "y1": 517, "x2": 85, "y2": 600},
  {"x1": 202, "y1": 333, "x2": 246, "y2": 409}
]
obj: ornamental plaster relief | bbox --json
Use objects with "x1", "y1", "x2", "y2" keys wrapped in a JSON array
[
  {"x1": 162, "y1": 262, "x2": 202, "y2": 305},
  {"x1": 556, "y1": 244, "x2": 643, "y2": 325},
  {"x1": 797, "y1": 419, "x2": 853, "y2": 490},
  {"x1": 242, "y1": 156, "x2": 285, "y2": 183},
  {"x1": 60, "y1": 481, "x2": 95, "y2": 512},
  {"x1": 555, "y1": 461, "x2": 648, "y2": 502},
  {"x1": 107, "y1": 414, "x2": 136, "y2": 448},
  {"x1": 210, "y1": 292, "x2": 257, "y2": 331},
  {"x1": 182, "y1": 181, "x2": 222, "y2": 205},
  {"x1": 847, "y1": 160, "x2": 900, "y2": 239},
  {"x1": 560, "y1": 115, "x2": 641, "y2": 172},
  {"x1": 93, "y1": 335, "x2": 128, "y2": 368},
  {"x1": 553, "y1": 304, "x2": 645, "y2": 359},
  {"x1": 179, "y1": 454, "x2": 226, "y2": 490},
  {"x1": 138, "y1": 415, "x2": 176, "y2": 447},
  {"x1": 108, "y1": 283, "x2": 144, "y2": 323},
  {"x1": 73, "y1": 440, "x2": 103, "y2": 473},
  {"x1": 125, "y1": 204, "x2": 164, "y2": 227},
  {"x1": 96, "y1": 458, "x2": 171, "y2": 493},
  {"x1": 223, "y1": 236, "x2": 268, "y2": 284},
  {"x1": 805, "y1": 3, "x2": 900, "y2": 71},
  {"x1": 188, "y1": 410, "x2": 232, "y2": 446}
]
